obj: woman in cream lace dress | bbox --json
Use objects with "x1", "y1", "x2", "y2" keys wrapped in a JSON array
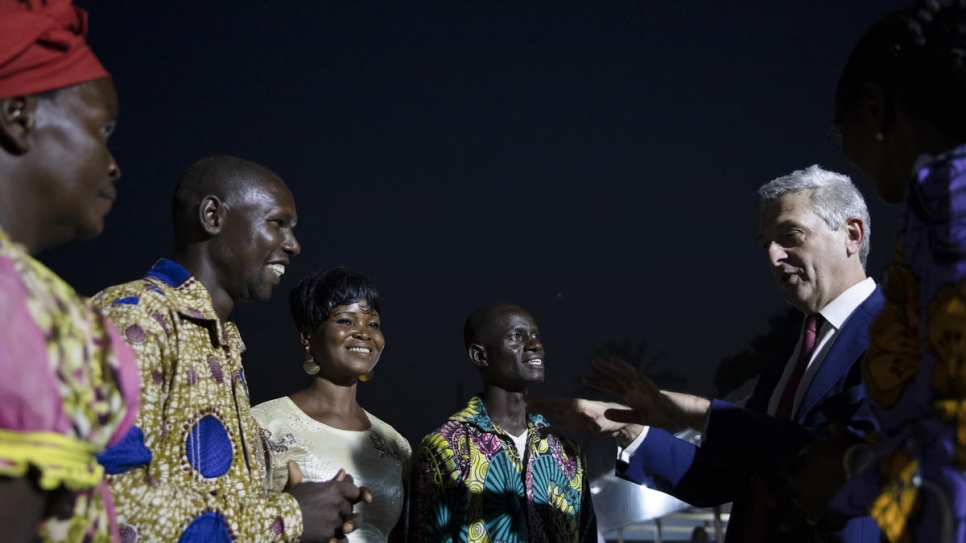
[{"x1": 252, "y1": 268, "x2": 411, "y2": 542}]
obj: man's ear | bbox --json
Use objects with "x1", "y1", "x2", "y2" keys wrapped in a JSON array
[
  {"x1": 0, "y1": 95, "x2": 39, "y2": 155},
  {"x1": 469, "y1": 344, "x2": 488, "y2": 368},
  {"x1": 843, "y1": 217, "x2": 865, "y2": 258},
  {"x1": 199, "y1": 195, "x2": 226, "y2": 235}
]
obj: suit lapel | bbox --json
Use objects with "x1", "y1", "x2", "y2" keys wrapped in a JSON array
[{"x1": 795, "y1": 287, "x2": 884, "y2": 419}]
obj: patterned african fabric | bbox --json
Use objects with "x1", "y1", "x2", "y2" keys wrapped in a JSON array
[
  {"x1": 252, "y1": 396, "x2": 413, "y2": 543},
  {"x1": 830, "y1": 146, "x2": 966, "y2": 542},
  {"x1": 92, "y1": 259, "x2": 302, "y2": 543},
  {"x1": 409, "y1": 396, "x2": 597, "y2": 543},
  {"x1": 0, "y1": 225, "x2": 140, "y2": 542}
]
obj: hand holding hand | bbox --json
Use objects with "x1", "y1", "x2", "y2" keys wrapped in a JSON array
[
  {"x1": 584, "y1": 357, "x2": 710, "y2": 433},
  {"x1": 284, "y1": 460, "x2": 303, "y2": 491},
  {"x1": 286, "y1": 466, "x2": 373, "y2": 543}
]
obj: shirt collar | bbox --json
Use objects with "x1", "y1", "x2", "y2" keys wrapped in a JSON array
[
  {"x1": 817, "y1": 276, "x2": 876, "y2": 330},
  {"x1": 143, "y1": 259, "x2": 244, "y2": 351},
  {"x1": 450, "y1": 396, "x2": 549, "y2": 434},
  {"x1": 145, "y1": 258, "x2": 193, "y2": 287}
]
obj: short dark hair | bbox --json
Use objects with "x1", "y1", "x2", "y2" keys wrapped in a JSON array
[
  {"x1": 463, "y1": 302, "x2": 523, "y2": 349},
  {"x1": 171, "y1": 155, "x2": 283, "y2": 248},
  {"x1": 289, "y1": 267, "x2": 381, "y2": 334},
  {"x1": 837, "y1": 1, "x2": 966, "y2": 140}
]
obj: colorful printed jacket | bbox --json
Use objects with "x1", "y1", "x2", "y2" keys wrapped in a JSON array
[{"x1": 409, "y1": 396, "x2": 597, "y2": 543}]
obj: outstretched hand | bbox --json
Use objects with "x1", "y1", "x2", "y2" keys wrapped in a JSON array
[
  {"x1": 584, "y1": 357, "x2": 711, "y2": 433},
  {"x1": 285, "y1": 462, "x2": 373, "y2": 543},
  {"x1": 523, "y1": 396, "x2": 645, "y2": 447}
]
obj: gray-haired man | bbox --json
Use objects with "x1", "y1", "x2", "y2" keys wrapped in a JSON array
[{"x1": 529, "y1": 165, "x2": 882, "y2": 543}]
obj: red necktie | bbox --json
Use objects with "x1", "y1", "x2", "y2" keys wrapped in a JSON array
[
  {"x1": 774, "y1": 314, "x2": 821, "y2": 420},
  {"x1": 740, "y1": 314, "x2": 822, "y2": 542}
]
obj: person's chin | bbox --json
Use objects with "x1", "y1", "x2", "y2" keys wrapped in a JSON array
[
  {"x1": 76, "y1": 217, "x2": 107, "y2": 240},
  {"x1": 783, "y1": 294, "x2": 810, "y2": 313},
  {"x1": 249, "y1": 284, "x2": 277, "y2": 303},
  {"x1": 523, "y1": 370, "x2": 545, "y2": 384},
  {"x1": 867, "y1": 167, "x2": 908, "y2": 204}
]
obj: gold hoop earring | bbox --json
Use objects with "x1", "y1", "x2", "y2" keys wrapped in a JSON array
[
  {"x1": 359, "y1": 370, "x2": 374, "y2": 382},
  {"x1": 302, "y1": 345, "x2": 320, "y2": 375}
]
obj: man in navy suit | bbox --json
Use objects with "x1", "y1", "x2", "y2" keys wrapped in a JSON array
[{"x1": 528, "y1": 165, "x2": 882, "y2": 543}]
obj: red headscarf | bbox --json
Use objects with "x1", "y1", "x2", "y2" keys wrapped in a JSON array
[{"x1": 0, "y1": 0, "x2": 108, "y2": 99}]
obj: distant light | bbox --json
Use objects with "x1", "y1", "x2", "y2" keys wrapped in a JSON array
[
  {"x1": 556, "y1": 292, "x2": 563, "y2": 299},
  {"x1": 590, "y1": 484, "x2": 601, "y2": 495}
]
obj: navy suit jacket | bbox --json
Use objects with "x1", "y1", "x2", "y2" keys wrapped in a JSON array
[{"x1": 617, "y1": 287, "x2": 884, "y2": 543}]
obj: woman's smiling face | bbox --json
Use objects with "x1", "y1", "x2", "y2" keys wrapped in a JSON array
[{"x1": 305, "y1": 301, "x2": 385, "y2": 383}]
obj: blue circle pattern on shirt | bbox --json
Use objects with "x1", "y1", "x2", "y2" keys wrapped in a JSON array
[
  {"x1": 178, "y1": 511, "x2": 233, "y2": 543},
  {"x1": 481, "y1": 450, "x2": 528, "y2": 541},
  {"x1": 185, "y1": 415, "x2": 233, "y2": 478}
]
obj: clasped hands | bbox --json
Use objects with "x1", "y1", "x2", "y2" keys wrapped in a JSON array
[{"x1": 284, "y1": 460, "x2": 373, "y2": 543}]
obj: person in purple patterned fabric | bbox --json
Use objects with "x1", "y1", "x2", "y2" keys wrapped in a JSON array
[{"x1": 787, "y1": 2, "x2": 966, "y2": 541}]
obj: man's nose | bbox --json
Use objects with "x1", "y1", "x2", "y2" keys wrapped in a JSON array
[
  {"x1": 284, "y1": 231, "x2": 301, "y2": 256},
  {"x1": 767, "y1": 242, "x2": 786, "y2": 266}
]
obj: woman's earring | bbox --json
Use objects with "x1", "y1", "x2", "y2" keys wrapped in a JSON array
[
  {"x1": 302, "y1": 345, "x2": 320, "y2": 375},
  {"x1": 359, "y1": 370, "x2": 374, "y2": 382}
]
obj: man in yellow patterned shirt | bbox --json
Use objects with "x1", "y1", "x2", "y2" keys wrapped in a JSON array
[{"x1": 94, "y1": 156, "x2": 370, "y2": 543}]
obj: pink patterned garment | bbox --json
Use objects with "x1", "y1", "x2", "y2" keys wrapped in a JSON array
[{"x1": 0, "y1": 226, "x2": 140, "y2": 543}]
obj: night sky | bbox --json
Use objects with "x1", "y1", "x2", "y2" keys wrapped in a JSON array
[{"x1": 43, "y1": 1, "x2": 907, "y2": 446}]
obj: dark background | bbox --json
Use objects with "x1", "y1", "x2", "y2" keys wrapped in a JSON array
[{"x1": 43, "y1": 1, "x2": 907, "y2": 446}]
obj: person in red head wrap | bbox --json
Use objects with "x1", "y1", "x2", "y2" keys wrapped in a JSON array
[
  {"x1": 0, "y1": 0, "x2": 109, "y2": 98},
  {"x1": 0, "y1": 1, "x2": 140, "y2": 541}
]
